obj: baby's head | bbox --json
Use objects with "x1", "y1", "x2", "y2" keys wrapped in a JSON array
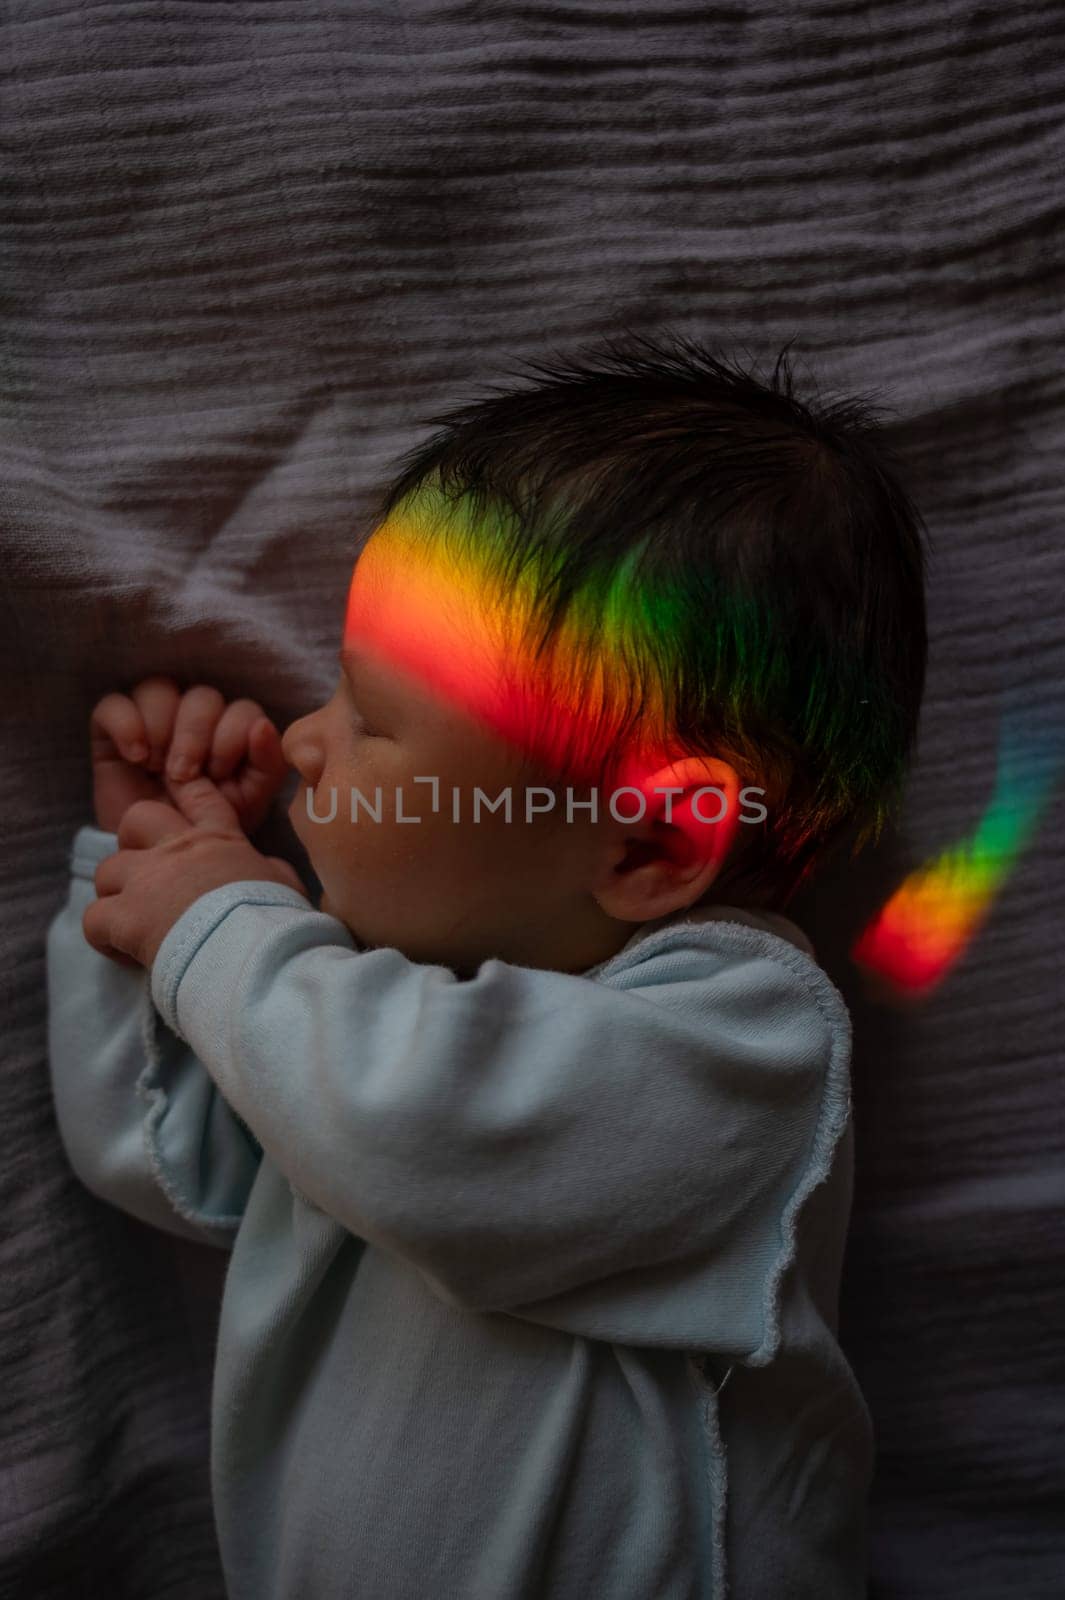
[{"x1": 282, "y1": 333, "x2": 927, "y2": 976}]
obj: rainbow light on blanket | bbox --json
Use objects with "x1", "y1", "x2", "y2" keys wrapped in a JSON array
[{"x1": 851, "y1": 720, "x2": 1063, "y2": 993}]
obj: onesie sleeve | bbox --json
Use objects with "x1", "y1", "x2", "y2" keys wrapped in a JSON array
[
  {"x1": 149, "y1": 883, "x2": 853, "y2": 1354},
  {"x1": 45, "y1": 825, "x2": 263, "y2": 1249}
]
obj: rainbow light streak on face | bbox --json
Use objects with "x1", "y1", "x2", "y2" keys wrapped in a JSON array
[
  {"x1": 851, "y1": 719, "x2": 1064, "y2": 994},
  {"x1": 343, "y1": 484, "x2": 690, "y2": 801}
]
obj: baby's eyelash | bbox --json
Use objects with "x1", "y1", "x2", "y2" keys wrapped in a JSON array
[{"x1": 341, "y1": 678, "x2": 377, "y2": 738}]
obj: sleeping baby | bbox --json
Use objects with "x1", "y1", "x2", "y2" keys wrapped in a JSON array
[{"x1": 46, "y1": 332, "x2": 927, "y2": 1599}]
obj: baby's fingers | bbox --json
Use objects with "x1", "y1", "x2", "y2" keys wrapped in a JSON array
[
  {"x1": 205, "y1": 699, "x2": 273, "y2": 782},
  {"x1": 128, "y1": 677, "x2": 182, "y2": 773},
  {"x1": 90, "y1": 693, "x2": 148, "y2": 764},
  {"x1": 243, "y1": 715, "x2": 289, "y2": 790},
  {"x1": 166, "y1": 685, "x2": 227, "y2": 782},
  {"x1": 227, "y1": 717, "x2": 290, "y2": 823}
]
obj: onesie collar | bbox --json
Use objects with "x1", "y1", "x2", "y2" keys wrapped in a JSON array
[{"x1": 585, "y1": 901, "x2": 816, "y2": 975}]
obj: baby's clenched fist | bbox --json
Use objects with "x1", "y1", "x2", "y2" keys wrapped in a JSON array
[{"x1": 90, "y1": 676, "x2": 289, "y2": 835}]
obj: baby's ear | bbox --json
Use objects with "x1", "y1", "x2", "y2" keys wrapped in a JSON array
[
  {"x1": 591, "y1": 756, "x2": 742, "y2": 925},
  {"x1": 646, "y1": 756, "x2": 743, "y2": 876}
]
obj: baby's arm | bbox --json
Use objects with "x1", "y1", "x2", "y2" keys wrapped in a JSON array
[
  {"x1": 146, "y1": 883, "x2": 850, "y2": 1353},
  {"x1": 45, "y1": 681, "x2": 289, "y2": 1245},
  {"x1": 46, "y1": 827, "x2": 263, "y2": 1246}
]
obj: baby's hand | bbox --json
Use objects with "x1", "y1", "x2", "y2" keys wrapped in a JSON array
[{"x1": 90, "y1": 677, "x2": 289, "y2": 836}]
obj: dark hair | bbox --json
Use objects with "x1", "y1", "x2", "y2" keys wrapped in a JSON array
[{"x1": 369, "y1": 330, "x2": 929, "y2": 908}]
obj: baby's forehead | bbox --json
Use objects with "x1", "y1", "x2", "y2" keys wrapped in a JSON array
[
  {"x1": 338, "y1": 639, "x2": 433, "y2": 717},
  {"x1": 344, "y1": 533, "x2": 512, "y2": 710}
]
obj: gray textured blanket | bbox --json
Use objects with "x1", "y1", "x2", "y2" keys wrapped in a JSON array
[{"x1": 3, "y1": 3, "x2": 1063, "y2": 1596}]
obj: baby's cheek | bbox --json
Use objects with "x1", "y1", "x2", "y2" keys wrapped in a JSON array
[{"x1": 324, "y1": 815, "x2": 396, "y2": 890}]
